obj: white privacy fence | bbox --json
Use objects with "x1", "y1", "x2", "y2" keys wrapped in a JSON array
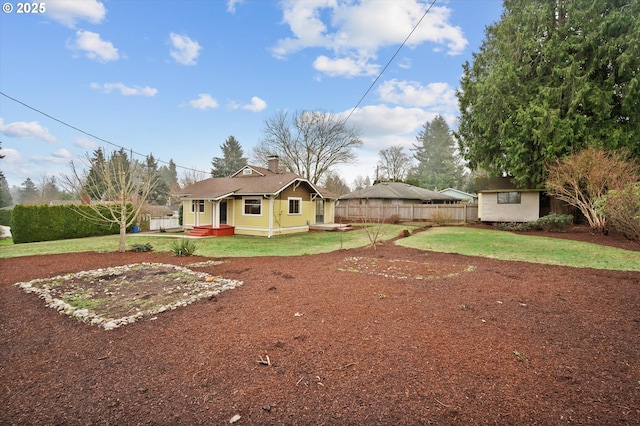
[
  {"x1": 335, "y1": 203, "x2": 478, "y2": 223},
  {"x1": 148, "y1": 216, "x2": 180, "y2": 231}
]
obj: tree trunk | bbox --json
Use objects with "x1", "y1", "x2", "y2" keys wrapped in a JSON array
[{"x1": 118, "y1": 204, "x2": 127, "y2": 253}]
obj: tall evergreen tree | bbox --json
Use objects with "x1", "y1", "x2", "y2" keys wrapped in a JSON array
[
  {"x1": 83, "y1": 148, "x2": 108, "y2": 199},
  {"x1": 145, "y1": 154, "x2": 168, "y2": 205},
  {"x1": 0, "y1": 142, "x2": 11, "y2": 207},
  {"x1": 0, "y1": 175, "x2": 12, "y2": 207},
  {"x1": 158, "y1": 159, "x2": 179, "y2": 204},
  {"x1": 18, "y1": 178, "x2": 39, "y2": 204},
  {"x1": 211, "y1": 136, "x2": 248, "y2": 177},
  {"x1": 456, "y1": 0, "x2": 640, "y2": 187},
  {"x1": 413, "y1": 115, "x2": 464, "y2": 190}
]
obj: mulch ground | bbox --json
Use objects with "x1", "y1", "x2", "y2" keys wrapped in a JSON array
[{"x1": 1, "y1": 226, "x2": 639, "y2": 425}]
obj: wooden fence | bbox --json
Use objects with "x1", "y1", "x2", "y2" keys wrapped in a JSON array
[{"x1": 335, "y1": 203, "x2": 479, "y2": 223}]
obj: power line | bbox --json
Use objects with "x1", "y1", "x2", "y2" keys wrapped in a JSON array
[
  {"x1": 342, "y1": 0, "x2": 438, "y2": 124},
  {"x1": 0, "y1": 90, "x2": 209, "y2": 174},
  {"x1": 2, "y1": 0, "x2": 438, "y2": 173}
]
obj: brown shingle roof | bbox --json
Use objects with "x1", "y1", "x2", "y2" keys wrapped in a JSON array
[
  {"x1": 175, "y1": 167, "x2": 335, "y2": 199},
  {"x1": 338, "y1": 182, "x2": 459, "y2": 202}
]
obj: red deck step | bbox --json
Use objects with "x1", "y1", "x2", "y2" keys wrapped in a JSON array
[{"x1": 187, "y1": 225, "x2": 234, "y2": 237}]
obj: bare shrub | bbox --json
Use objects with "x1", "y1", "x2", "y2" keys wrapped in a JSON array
[
  {"x1": 599, "y1": 182, "x2": 640, "y2": 242},
  {"x1": 546, "y1": 146, "x2": 638, "y2": 232},
  {"x1": 430, "y1": 208, "x2": 453, "y2": 225},
  {"x1": 388, "y1": 214, "x2": 401, "y2": 224}
]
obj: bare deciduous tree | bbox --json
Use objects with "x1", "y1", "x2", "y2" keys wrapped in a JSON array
[
  {"x1": 377, "y1": 145, "x2": 412, "y2": 182},
  {"x1": 545, "y1": 146, "x2": 638, "y2": 232},
  {"x1": 63, "y1": 149, "x2": 158, "y2": 252},
  {"x1": 253, "y1": 110, "x2": 362, "y2": 184},
  {"x1": 179, "y1": 168, "x2": 209, "y2": 189}
]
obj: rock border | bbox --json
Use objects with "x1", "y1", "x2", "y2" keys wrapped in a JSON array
[{"x1": 14, "y1": 262, "x2": 243, "y2": 330}]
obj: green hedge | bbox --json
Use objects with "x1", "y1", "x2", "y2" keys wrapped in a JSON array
[
  {"x1": 0, "y1": 209, "x2": 11, "y2": 226},
  {"x1": 10, "y1": 204, "x2": 133, "y2": 244}
]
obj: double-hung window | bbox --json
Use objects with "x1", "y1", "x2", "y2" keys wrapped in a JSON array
[
  {"x1": 288, "y1": 197, "x2": 301, "y2": 215},
  {"x1": 243, "y1": 198, "x2": 262, "y2": 215},
  {"x1": 191, "y1": 199, "x2": 205, "y2": 213},
  {"x1": 497, "y1": 192, "x2": 521, "y2": 204}
]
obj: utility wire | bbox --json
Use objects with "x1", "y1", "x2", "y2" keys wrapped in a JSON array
[
  {"x1": 0, "y1": 90, "x2": 209, "y2": 174},
  {"x1": 2, "y1": 0, "x2": 438, "y2": 171},
  {"x1": 343, "y1": 0, "x2": 438, "y2": 124}
]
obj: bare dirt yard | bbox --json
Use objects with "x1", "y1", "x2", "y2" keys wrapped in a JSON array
[{"x1": 1, "y1": 227, "x2": 639, "y2": 425}]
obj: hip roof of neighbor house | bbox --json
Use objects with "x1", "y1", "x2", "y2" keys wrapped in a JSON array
[{"x1": 338, "y1": 181, "x2": 460, "y2": 202}]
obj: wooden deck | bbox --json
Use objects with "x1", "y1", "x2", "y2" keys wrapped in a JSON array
[{"x1": 187, "y1": 225, "x2": 235, "y2": 237}]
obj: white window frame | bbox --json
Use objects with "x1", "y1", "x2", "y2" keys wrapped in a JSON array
[
  {"x1": 243, "y1": 198, "x2": 262, "y2": 216},
  {"x1": 497, "y1": 192, "x2": 521, "y2": 204},
  {"x1": 191, "y1": 199, "x2": 205, "y2": 214},
  {"x1": 288, "y1": 197, "x2": 302, "y2": 215}
]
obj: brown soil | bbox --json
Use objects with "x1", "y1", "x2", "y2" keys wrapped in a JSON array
[{"x1": 1, "y1": 227, "x2": 639, "y2": 425}]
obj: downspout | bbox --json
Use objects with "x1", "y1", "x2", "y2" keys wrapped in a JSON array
[{"x1": 268, "y1": 195, "x2": 274, "y2": 238}]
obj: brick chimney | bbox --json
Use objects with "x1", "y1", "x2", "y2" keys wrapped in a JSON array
[{"x1": 267, "y1": 155, "x2": 279, "y2": 173}]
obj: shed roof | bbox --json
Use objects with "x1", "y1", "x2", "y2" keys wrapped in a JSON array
[{"x1": 338, "y1": 182, "x2": 459, "y2": 202}]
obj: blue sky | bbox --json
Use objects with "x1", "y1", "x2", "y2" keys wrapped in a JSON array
[{"x1": 0, "y1": 0, "x2": 503, "y2": 189}]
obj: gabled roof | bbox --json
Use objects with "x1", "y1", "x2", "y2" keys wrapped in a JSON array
[
  {"x1": 439, "y1": 188, "x2": 477, "y2": 198},
  {"x1": 175, "y1": 165, "x2": 336, "y2": 200},
  {"x1": 338, "y1": 182, "x2": 459, "y2": 202}
]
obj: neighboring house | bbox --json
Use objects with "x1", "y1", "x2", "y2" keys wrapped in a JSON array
[
  {"x1": 439, "y1": 188, "x2": 478, "y2": 203},
  {"x1": 338, "y1": 181, "x2": 461, "y2": 205},
  {"x1": 176, "y1": 156, "x2": 336, "y2": 237}
]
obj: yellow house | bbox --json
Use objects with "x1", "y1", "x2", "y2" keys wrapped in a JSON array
[{"x1": 177, "y1": 157, "x2": 336, "y2": 237}]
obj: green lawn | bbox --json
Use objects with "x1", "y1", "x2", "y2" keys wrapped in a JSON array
[
  {"x1": 0, "y1": 224, "x2": 411, "y2": 259},
  {"x1": 2, "y1": 225, "x2": 639, "y2": 272},
  {"x1": 396, "y1": 226, "x2": 640, "y2": 272}
]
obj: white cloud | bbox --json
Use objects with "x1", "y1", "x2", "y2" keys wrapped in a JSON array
[
  {"x1": 378, "y1": 79, "x2": 457, "y2": 112},
  {"x1": 90, "y1": 82, "x2": 158, "y2": 97},
  {"x1": 69, "y1": 30, "x2": 119, "y2": 62},
  {"x1": 46, "y1": 0, "x2": 106, "y2": 27},
  {"x1": 226, "y1": 0, "x2": 244, "y2": 13},
  {"x1": 242, "y1": 96, "x2": 267, "y2": 112},
  {"x1": 169, "y1": 33, "x2": 202, "y2": 66},
  {"x1": 33, "y1": 148, "x2": 72, "y2": 164},
  {"x1": 74, "y1": 137, "x2": 96, "y2": 149},
  {"x1": 188, "y1": 94, "x2": 219, "y2": 110},
  {"x1": 0, "y1": 118, "x2": 56, "y2": 143},
  {"x1": 343, "y1": 104, "x2": 433, "y2": 142},
  {"x1": 313, "y1": 55, "x2": 379, "y2": 78},
  {"x1": 273, "y1": 1, "x2": 468, "y2": 77},
  {"x1": 0, "y1": 147, "x2": 21, "y2": 163}
]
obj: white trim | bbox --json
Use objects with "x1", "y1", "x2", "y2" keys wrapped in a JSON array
[
  {"x1": 288, "y1": 197, "x2": 302, "y2": 215},
  {"x1": 242, "y1": 197, "x2": 262, "y2": 216}
]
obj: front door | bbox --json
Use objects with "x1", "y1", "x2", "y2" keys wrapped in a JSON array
[
  {"x1": 315, "y1": 200, "x2": 324, "y2": 224},
  {"x1": 220, "y1": 200, "x2": 228, "y2": 225}
]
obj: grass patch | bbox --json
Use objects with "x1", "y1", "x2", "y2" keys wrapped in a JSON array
[
  {"x1": 396, "y1": 227, "x2": 640, "y2": 272},
  {"x1": 0, "y1": 224, "x2": 412, "y2": 259}
]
